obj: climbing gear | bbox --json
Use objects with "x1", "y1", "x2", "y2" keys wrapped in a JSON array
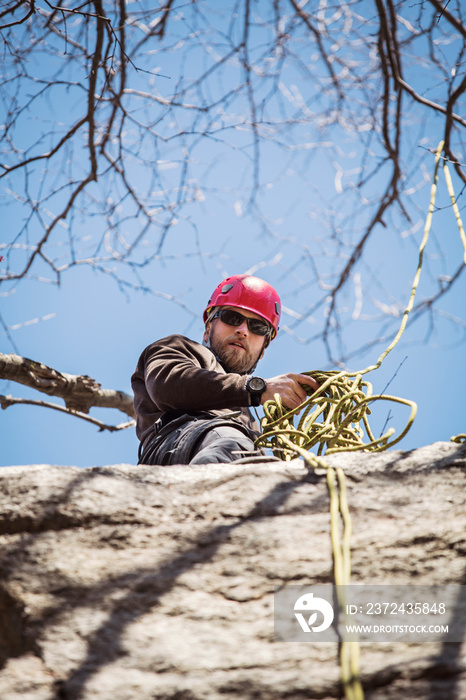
[
  {"x1": 203, "y1": 274, "x2": 281, "y2": 338},
  {"x1": 258, "y1": 138, "x2": 465, "y2": 461},
  {"x1": 257, "y1": 371, "x2": 417, "y2": 459},
  {"x1": 211, "y1": 308, "x2": 272, "y2": 337},
  {"x1": 257, "y1": 141, "x2": 466, "y2": 700}
]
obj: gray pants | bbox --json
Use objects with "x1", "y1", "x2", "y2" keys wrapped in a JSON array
[
  {"x1": 138, "y1": 414, "x2": 258, "y2": 466},
  {"x1": 189, "y1": 425, "x2": 256, "y2": 464}
]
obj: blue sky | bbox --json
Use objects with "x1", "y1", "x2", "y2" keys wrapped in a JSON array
[
  {"x1": 1, "y1": 1, "x2": 465, "y2": 466},
  {"x1": 2, "y1": 208, "x2": 464, "y2": 467}
]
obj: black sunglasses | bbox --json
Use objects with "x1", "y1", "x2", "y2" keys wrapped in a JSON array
[{"x1": 213, "y1": 308, "x2": 272, "y2": 336}]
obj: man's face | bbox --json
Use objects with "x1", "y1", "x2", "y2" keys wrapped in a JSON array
[{"x1": 203, "y1": 306, "x2": 267, "y2": 374}]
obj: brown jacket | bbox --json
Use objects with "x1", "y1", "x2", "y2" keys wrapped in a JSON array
[{"x1": 131, "y1": 334, "x2": 259, "y2": 447}]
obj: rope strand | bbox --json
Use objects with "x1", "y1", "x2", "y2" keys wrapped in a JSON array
[{"x1": 257, "y1": 142, "x2": 465, "y2": 700}]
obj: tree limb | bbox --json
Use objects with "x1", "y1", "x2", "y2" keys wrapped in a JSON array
[
  {"x1": 0, "y1": 394, "x2": 136, "y2": 432},
  {"x1": 427, "y1": 0, "x2": 466, "y2": 37},
  {"x1": 0, "y1": 353, "x2": 135, "y2": 418},
  {"x1": 0, "y1": 0, "x2": 35, "y2": 30}
]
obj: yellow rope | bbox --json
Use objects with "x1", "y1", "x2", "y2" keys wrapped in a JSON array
[
  {"x1": 258, "y1": 141, "x2": 466, "y2": 700},
  {"x1": 451, "y1": 434, "x2": 466, "y2": 444},
  {"x1": 444, "y1": 157, "x2": 466, "y2": 443},
  {"x1": 257, "y1": 373, "x2": 418, "y2": 459},
  {"x1": 444, "y1": 161, "x2": 466, "y2": 265}
]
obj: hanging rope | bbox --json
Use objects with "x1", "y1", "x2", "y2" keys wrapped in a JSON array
[{"x1": 257, "y1": 142, "x2": 466, "y2": 700}]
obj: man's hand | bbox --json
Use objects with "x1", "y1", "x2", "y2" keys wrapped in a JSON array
[{"x1": 261, "y1": 373, "x2": 319, "y2": 410}]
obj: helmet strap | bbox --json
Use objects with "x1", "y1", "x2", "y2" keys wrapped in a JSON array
[{"x1": 202, "y1": 307, "x2": 218, "y2": 348}]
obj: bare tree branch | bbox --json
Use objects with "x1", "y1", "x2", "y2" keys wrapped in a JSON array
[
  {"x1": 0, "y1": 394, "x2": 135, "y2": 432},
  {"x1": 0, "y1": 353, "x2": 135, "y2": 417},
  {"x1": 0, "y1": 0, "x2": 35, "y2": 30},
  {"x1": 1, "y1": 0, "x2": 465, "y2": 424},
  {"x1": 427, "y1": 0, "x2": 466, "y2": 37}
]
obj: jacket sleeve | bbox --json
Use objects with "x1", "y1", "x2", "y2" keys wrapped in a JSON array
[{"x1": 142, "y1": 335, "x2": 250, "y2": 412}]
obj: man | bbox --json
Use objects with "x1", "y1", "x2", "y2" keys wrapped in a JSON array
[{"x1": 132, "y1": 274, "x2": 318, "y2": 465}]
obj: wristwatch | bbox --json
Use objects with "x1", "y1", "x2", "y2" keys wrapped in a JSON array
[{"x1": 246, "y1": 376, "x2": 267, "y2": 406}]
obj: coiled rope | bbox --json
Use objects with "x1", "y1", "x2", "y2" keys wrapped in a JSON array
[{"x1": 256, "y1": 142, "x2": 466, "y2": 700}]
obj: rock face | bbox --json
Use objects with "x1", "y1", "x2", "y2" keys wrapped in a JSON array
[{"x1": 0, "y1": 441, "x2": 465, "y2": 700}]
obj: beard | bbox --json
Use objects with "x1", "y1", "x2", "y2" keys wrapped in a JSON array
[{"x1": 209, "y1": 332, "x2": 262, "y2": 374}]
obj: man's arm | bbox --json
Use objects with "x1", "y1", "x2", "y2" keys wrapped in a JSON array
[{"x1": 142, "y1": 335, "x2": 249, "y2": 412}]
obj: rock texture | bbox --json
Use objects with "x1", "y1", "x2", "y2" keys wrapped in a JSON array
[{"x1": 0, "y1": 441, "x2": 465, "y2": 699}]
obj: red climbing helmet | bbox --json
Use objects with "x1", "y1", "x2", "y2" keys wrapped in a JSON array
[{"x1": 203, "y1": 274, "x2": 281, "y2": 338}]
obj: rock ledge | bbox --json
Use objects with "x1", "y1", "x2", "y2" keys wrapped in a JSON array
[{"x1": 0, "y1": 441, "x2": 465, "y2": 699}]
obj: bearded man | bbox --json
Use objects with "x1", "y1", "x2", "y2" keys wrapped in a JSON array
[{"x1": 132, "y1": 274, "x2": 318, "y2": 465}]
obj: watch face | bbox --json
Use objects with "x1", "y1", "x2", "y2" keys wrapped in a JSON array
[{"x1": 249, "y1": 377, "x2": 266, "y2": 392}]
